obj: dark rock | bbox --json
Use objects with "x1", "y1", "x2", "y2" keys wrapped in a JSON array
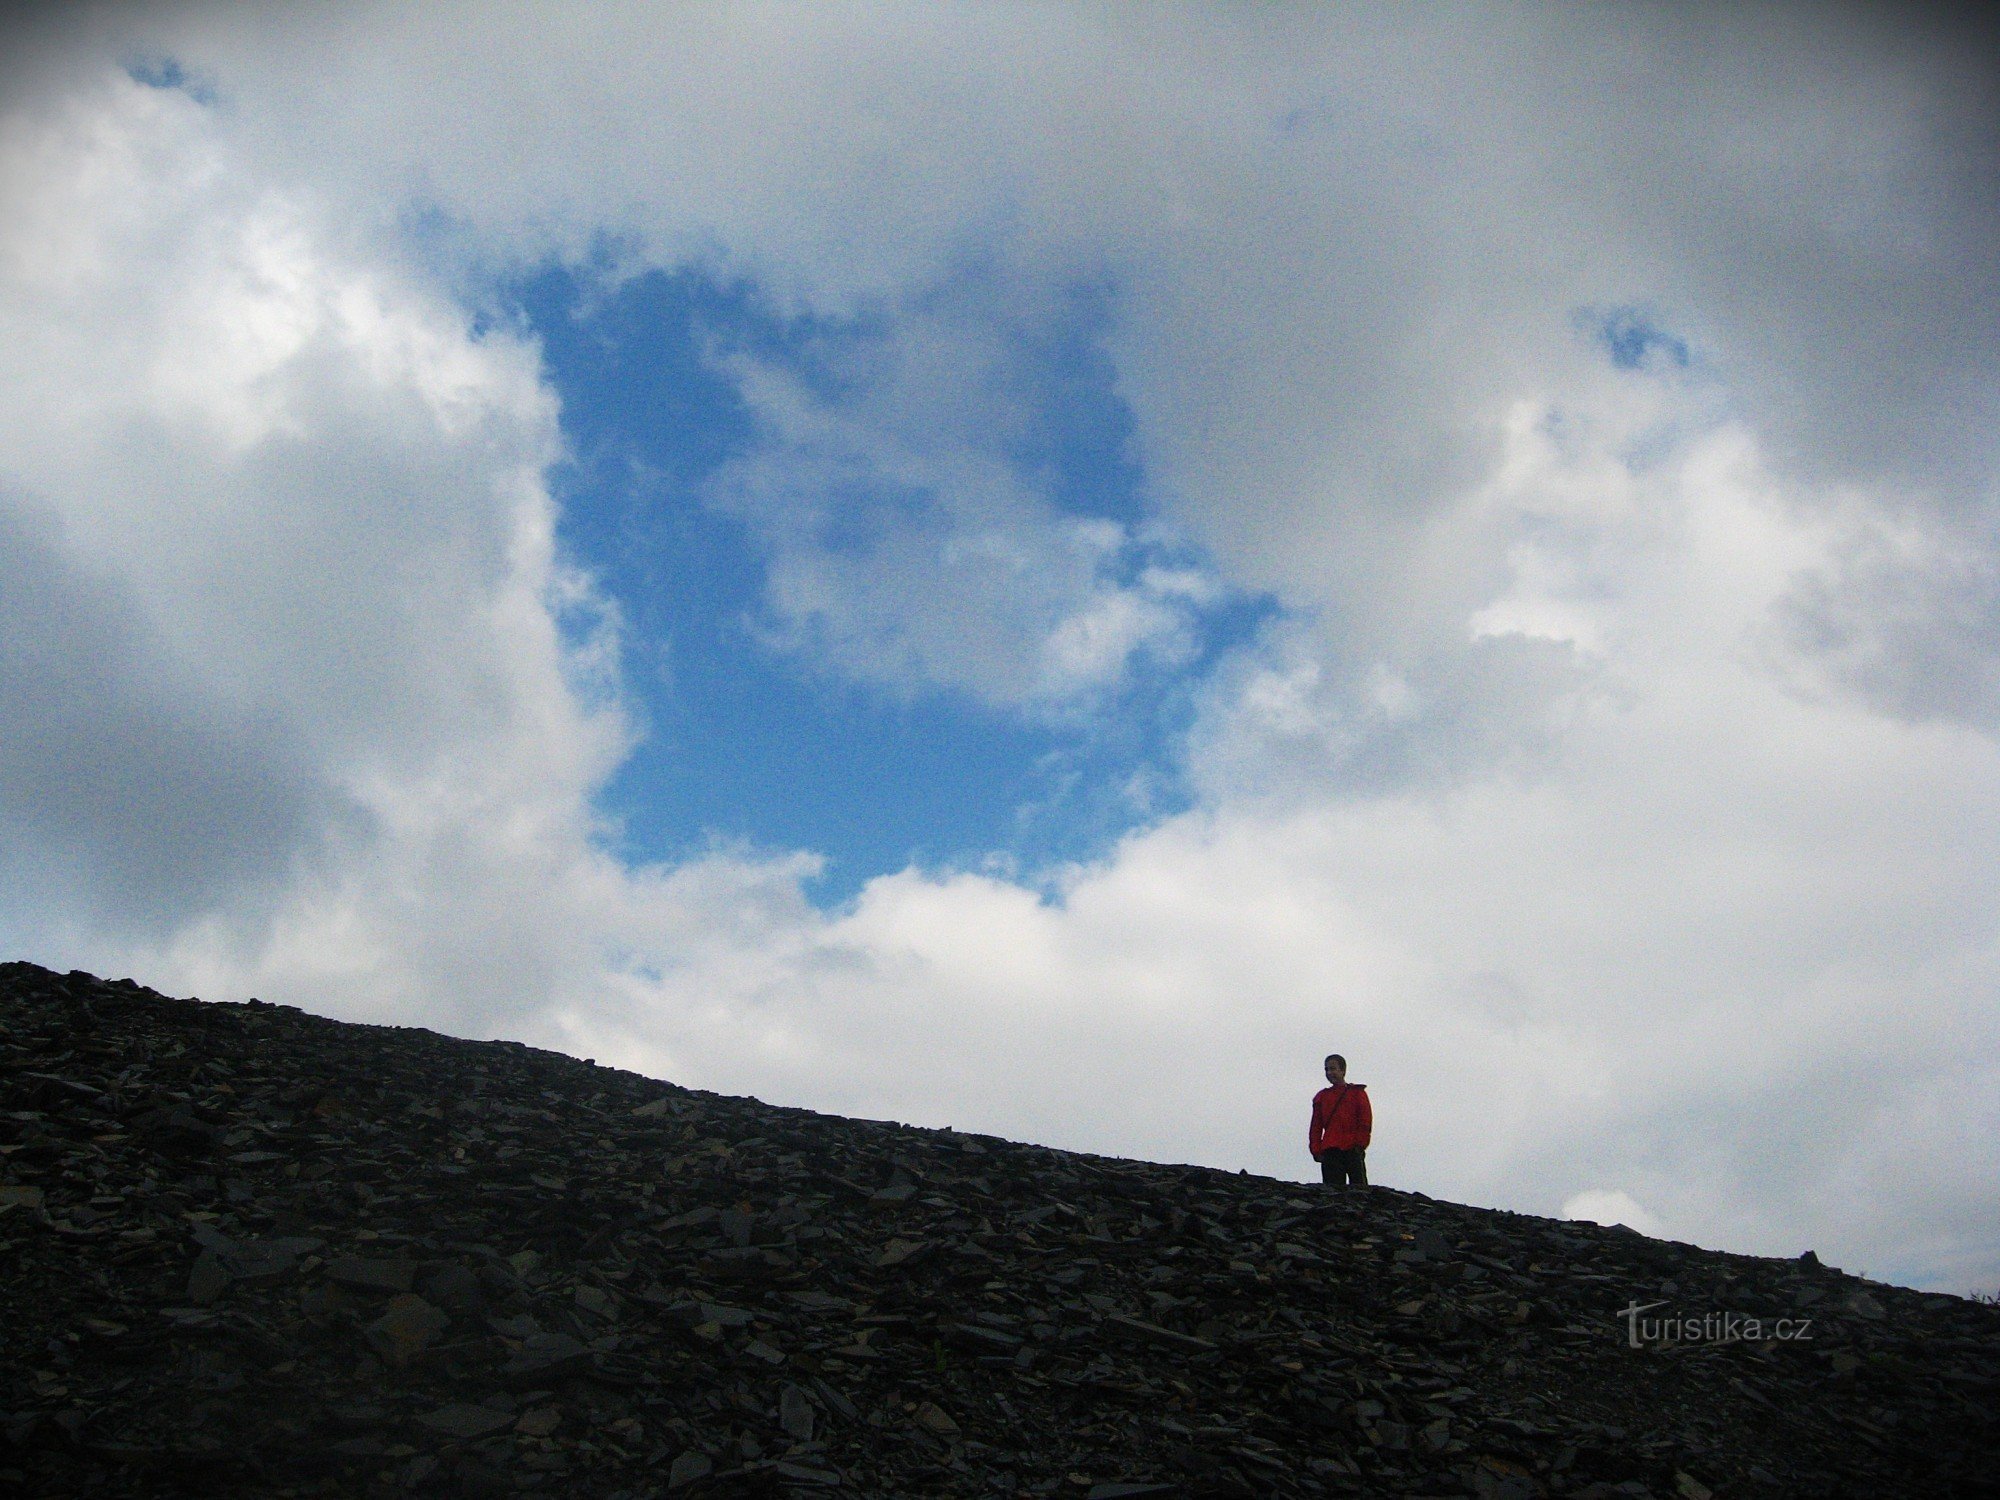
[
  {"x1": 666, "y1": 1450, "x2": 712, "y2": 1488},
  {"x1": 502, "y1": 1330, "x2": 593, "y2": 1382},
  {"x1": 420, "y1": 1261, "x2": 486, "y2": 1316},
  {"x1": 416, "y1": 1402, "x2": 517, "y2": 1440},
  {"x1": 184, "y1": 1251, "x2": 230, "y2": 1305},
  {"x1": 779, "y1": 1383, "x2": 816, "y2": 1442},
  {"x1": 326, "y1": 1255, "x2": 418, "y2": 1293},
  {"x1": 366, "y1": 1293, "x2": 452, "y2": 1364}
]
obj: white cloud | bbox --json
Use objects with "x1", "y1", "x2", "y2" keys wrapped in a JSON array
[
  {"x1": 703, "y1": 287, "x2": 1213, "y2": 710},
  {"x1": 2, "y1": 9, "x2": 1998, "y2": 1300},
  {"x1": 0, "y1": 71, "x2": 626, "y2": 1033}
]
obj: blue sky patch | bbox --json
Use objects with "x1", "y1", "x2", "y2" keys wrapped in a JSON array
[
  {"x1": 506, "y1": 262, "x2": 1263, "y2": 902},
  {"x1": 124, "y1": 54, "x2": 217, "y2": 105},
  {"x1": 1592, "y1": 305, "x2": 1691, "y2": 373}
]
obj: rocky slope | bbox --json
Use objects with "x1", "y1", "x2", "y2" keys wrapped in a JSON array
[{"x1": 2, "y1": 962, "x2": 1996, "y2": 1498}]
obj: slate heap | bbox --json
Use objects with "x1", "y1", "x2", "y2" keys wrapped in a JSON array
[{"x1": 2, "y1": 963, "x2": 1997, "y2": 1499}]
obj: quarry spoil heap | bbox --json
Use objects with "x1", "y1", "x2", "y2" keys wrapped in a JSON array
[{"x1": 3, "y1": 961, "x2": 1996, "y2": 1497}]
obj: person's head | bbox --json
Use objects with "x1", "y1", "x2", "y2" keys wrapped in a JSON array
[{"x1": 1324, "y1": 1054, "x2": 1346, "y2": 1084}]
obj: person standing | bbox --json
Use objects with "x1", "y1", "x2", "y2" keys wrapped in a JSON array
[{"x1": 1309, "y1": 1053, "x2": 1371, "y2": 1187}]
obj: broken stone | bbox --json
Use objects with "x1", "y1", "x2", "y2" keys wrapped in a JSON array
[
  {"x1": 1843, "y1": 1289, "x2": 1888, "y2": 1321},
  {"x1": 185, "y1": 1251, "x2": 231, "y2": 1305},
  {"x1": 513, "y1": 1407, "x2": 561, "y2": 1438},
  {"x1": 419, "y1": 1261, "x2": 484, "y2": 1316},
  {"x1": 416, "y1": 1403, "x2": 517, "y2": 1441},
  {"x1": 1102, "y1": 1313, "x2": 1216, "y2": 1353},
  {"x1": 774, "y1": 1460, "x2": 840, "y2": 1485},
  {"x1": 366, "y1": 1293, "x2": 451, "y2": 1365},
  {"x1": 666, "y1": 1450, "x2": 712, "y2": 1489},
  {"x1": 325, "y1": 1256, "x2": 417, "y2": 1294},
  {"x1": 501, "y1": 1330, "x2": 592, "y2": 1381},
  {"x1": 506, "y1": 1249, "x2": 542, "y2": 1280},
  {"x1": 779, "y1": 1383, "x2": 816, "y2": 1442}
]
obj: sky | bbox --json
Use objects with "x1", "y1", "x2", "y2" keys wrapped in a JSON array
[{"x1": 2, "y1": 2, "x2": 1997, "y2": 1294}]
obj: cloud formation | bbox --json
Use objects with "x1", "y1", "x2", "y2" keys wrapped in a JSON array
[
  {"x1": 0, "y1": 70, "x2": 625, "y2": 1032},
  {"x1": 708, "y1": 295, "x2": 1213, "y2": 709},
  {"x1": 3, "y1": 6, "x2": 1998, "y2": 1294}
]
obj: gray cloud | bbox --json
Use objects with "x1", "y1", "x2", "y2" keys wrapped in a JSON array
[
  {"x1": 0, "y1": 496, "x2": 320, "y2": 936},
  {"x1": 48, "y1": 5, "x2": 1993, "y2": 676},
  {"x1": 1777, "y1": 515, "x2": 2000, "y2": 731}
]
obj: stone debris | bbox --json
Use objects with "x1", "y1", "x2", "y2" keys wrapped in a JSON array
[
  {"x1": 2, "y1": 960, "x2": 1997, "y2": 1498},
  {"x1": 367, "y1": 1295, "x2": 453, "y2": 1366},
  {"x1": 418, "y1": 1404, "x2": 519, "y2": 1441}
]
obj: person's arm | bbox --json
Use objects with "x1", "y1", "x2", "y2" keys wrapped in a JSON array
[
  {"x1": 1307, "y1": 1092, "x2": 1324, "y2": 1158},
  {"x1": 1355, "y1": 1089, "x2": 1372, "y2": 1149}
]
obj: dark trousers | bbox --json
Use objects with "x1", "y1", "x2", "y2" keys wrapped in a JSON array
[{"x1": 1319, "y1": 1148, "x2": 1367, "y2": 1187}]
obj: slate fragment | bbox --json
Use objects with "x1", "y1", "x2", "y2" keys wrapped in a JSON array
[
  {"x1": 326, "y1": 1255, "x2": 418, "y2": 1293},
  {"x1": 366, "y1": 1293, "x2": 452, "y2": 1365},
  {"x1": 417, "y1": 1402, "x2": 517, "y2": 1440},
  {"x1": 779, "y1": 1383, "x2": 817, "y2": 1442},
  {"x1": 667, "y1": 1450, "x2": 713, "y2": 1488},
  {"x1": 501, "y1": 1330, "x2": 593, "y2": 1382},
  {"x1": 185, "y1": 1251, "x2": 231, "y2": 1305},
  {"x1": 420, "y1": 1261, "x2": 485, "y2": 1316}
]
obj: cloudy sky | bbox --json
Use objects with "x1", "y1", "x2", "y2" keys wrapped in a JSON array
[{"x1": 3, "y1": 3, "x2": 1997, "y2": 1293}]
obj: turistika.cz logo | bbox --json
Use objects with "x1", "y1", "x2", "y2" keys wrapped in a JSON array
[{"x1": 1617, "y1": 1301, "x2": 1814, "y2": 1348}]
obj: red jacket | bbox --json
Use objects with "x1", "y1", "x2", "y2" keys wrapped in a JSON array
[{"x1": 1309, "y1": 1083, "x2": 1371, "y2": 1156}]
